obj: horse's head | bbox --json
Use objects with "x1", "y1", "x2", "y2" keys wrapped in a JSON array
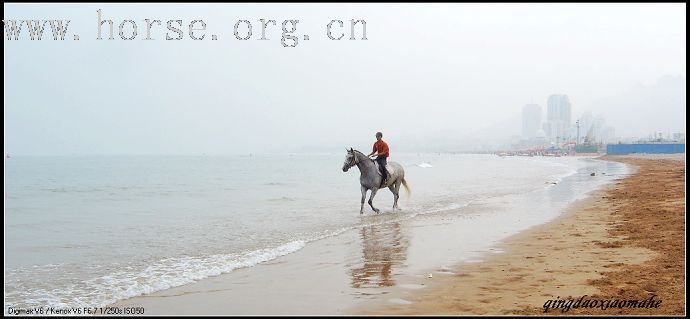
[{"x1": 343, "y1": 148, "x2": 358, "y2": 172}]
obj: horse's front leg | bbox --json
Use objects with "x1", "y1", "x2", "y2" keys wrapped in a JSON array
[
  {"x1": 368, "y1": 187, "x2": 380, "y2": 214},
  {"x1": 360, "y1": 186, "x2": 367, "y2": 214}
]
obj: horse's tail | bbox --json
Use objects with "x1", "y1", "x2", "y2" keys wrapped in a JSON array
[{"x1": 401, "y1": 178, "x2": 411, "y2": 199}]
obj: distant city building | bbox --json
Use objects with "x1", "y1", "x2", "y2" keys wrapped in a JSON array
[
  {"x1": 521, "y1": 104, "x2": 542, "y2": 139},
  {"x1": 547, "y1": 94, "x2": 572, "y2": 124},
  {"x1": 672, "y1": 132, "x2": 685, "y2": 142},
  {"x1": 599, "y1": 126, "x2": 616, "y2": 144},
  {"x1": 515, "y1": 95, "x2": 622, "y2": 151},
  {"x1": 544, "y1": 94, "x2": 572, "y2": 143},
  {"x1": 577, "y1": 112, "x2": 616, "y2": 144}
]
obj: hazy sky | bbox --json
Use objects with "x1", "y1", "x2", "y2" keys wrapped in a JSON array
[{"x1": 4, "y1": 3, "x2": 686, "y2": 155}]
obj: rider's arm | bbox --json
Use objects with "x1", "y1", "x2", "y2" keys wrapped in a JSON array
[{"x1": 368, "y1": 145, "x2": 377, "y2": 157}]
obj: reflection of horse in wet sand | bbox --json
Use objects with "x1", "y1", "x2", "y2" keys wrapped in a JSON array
[
  {"x1": 342, "y1": 148, "x2": 410, "y2": 214},
  {"x1": 350, "y1": 222, "x2": 409, "y2": 288}
]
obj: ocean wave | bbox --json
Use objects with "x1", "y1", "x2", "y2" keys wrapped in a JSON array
[
  {"x1": 265, "y1": 182, "x2": 289, "y2": 186},
  {"x1": 4, "y1": 198, "x2": 476, "y2": 312},
  {"x1": 267, "y1": 196, "x2": 298, "y2": 202},
  {"x1": 4, "y1": 241, "x2": 306, "y2": 311},
  {"x1": 544, "y1": 168, "x2": 579, "y2": 187}
]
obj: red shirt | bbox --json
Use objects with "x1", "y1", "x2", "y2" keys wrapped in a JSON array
[{"x1": 373, "y1": 140, "x2": 390, "y2": 158}]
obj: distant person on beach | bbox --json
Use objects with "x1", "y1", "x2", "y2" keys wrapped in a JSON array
[{"x1": 367, "y1": 132, "x2": 390, "y2": 187}]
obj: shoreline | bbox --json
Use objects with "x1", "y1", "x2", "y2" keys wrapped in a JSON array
[
  {"x1": 107, "y1": 155, "x2": 635, "y2": 315},
  {"x1": 357, "y1": 154, "x2": 685, "y2": 315}
]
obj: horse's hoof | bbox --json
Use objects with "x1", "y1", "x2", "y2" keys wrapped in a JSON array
[{"x1": 360, "y1": 211, "x2": 364, "y2": 215}]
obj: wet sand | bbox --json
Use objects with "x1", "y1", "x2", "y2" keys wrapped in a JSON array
[
  {"x1": 359, "y1": 154, "x2": 685, "y2": 315},
  {"x1": 111, "y1": 204, "x2": 510, "y2": 315}
]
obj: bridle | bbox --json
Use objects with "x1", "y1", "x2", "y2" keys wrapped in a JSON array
[{"x1": 345, "y1": 151, "x2": 360, "y2": 169}]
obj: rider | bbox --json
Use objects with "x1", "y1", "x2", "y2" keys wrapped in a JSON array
[{"x1": 367, "y1": 132, "x2": 390, "y2": 187}]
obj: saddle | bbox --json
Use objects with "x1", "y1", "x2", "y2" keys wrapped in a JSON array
[{"x1": 374, "y1": 161, "x2": 395, "y2": 177}]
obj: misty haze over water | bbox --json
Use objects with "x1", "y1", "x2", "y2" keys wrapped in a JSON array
[{"x1": 4, "y1": 4, "x2": 686, "y2": 155}]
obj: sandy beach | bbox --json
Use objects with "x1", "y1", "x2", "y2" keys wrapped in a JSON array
[{"x1": 359, "y1": 154, "x2": 685, "y2": 315}]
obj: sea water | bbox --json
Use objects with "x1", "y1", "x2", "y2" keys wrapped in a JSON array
[{"x1": 3, "y1": 153, "x2": 628, "y2": 310}]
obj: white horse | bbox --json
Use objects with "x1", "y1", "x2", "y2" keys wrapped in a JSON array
[{"x1": 342, "y1": 148, "x2": 410, "y2": 214}]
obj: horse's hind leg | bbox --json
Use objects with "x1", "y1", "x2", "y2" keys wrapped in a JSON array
[
  {"x1": 388, "y1": 185, "x2": 398, "y2": 210},
  {"x1": 368, "y1": 188, "x2": 380, "y2": 214},
  {"x1": 390, "y1": 181, "x2": 401, "y2": 210}
]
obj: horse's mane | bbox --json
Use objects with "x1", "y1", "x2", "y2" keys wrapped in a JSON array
[{"x1": 351, "y1": 149, "x2": 373, "y2": 162}]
